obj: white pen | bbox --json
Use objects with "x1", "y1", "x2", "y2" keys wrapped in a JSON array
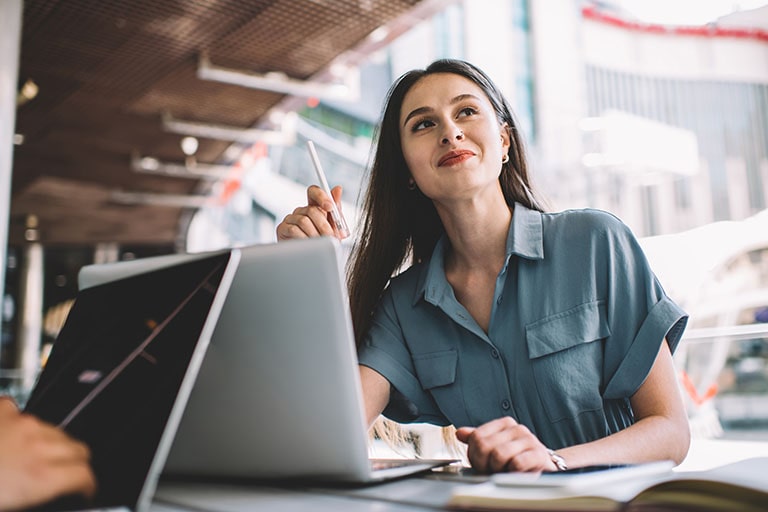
[{"x1": 306, "y1": 140, "x2": 350, "y2": 238}]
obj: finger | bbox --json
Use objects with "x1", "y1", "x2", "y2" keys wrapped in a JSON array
[
  {"x1": 0, "y1": 396, "x2": 19, "y2": 416},
  {"x1": 503, "y1": 447, "x2": 549, "y2": 473},
  {"x1": 472, "y1": 416, "x2": 518, "y2": 438},
  {"x1": 276, "y1": 219, "x2": 311, "y2": 241},
  {"x1": 464, "y1": 419, "x2": 526, "y2": 474},
  {"x1": 487, "y1": 438, "x2": 531, "y2": 473},
  {"x1": 302, "y1": 204, "x2": 337, "y2": 235},
  {"x1": 277, "y1": 207, "x2": 335, "y2": 240},
  {"x1": 455, "y1": 426, "x2": 475, "y2": 443},
  {"x1": 277, "y1": 216, "x2": 319, "y2": 240},
  {"x1": 39, "y1": 432, "x2": 92, "y2": 464},
  {"x1": 307, "y1": 185, "x2": 335, "y2": 210},
  {"x1": 277, "y1": 219, "x2": 319, "y2": 240},
  {"x1": 53, "y1": 463, "x2": 97, "y2": 499},
  {"x1": 464, "y1": 430, "x2": 501, "y2": 474},
  {"x1": 294, "y1": 205, "x2": 337, "y2": 237},
  {"x1": 489, "y1": 426, "x2": 549, "y2": 473},
  {"x1": 330, "y1": 185, "x2": 343, "y2": 208},
  {"x1": 26, "y1": 462, "x2": 97, "y2": 506}
]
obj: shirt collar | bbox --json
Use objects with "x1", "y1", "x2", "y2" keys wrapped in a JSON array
[
  {"x1": 413, "y1": 202, "x2": 544, "y2": 306},
  {"x1": 508, "y1": 201, "x2": 544, "y2": 261}
]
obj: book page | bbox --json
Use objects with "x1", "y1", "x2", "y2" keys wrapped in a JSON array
[{"x1": 448, "y1": 458, "x2": 768, "y2": 511}]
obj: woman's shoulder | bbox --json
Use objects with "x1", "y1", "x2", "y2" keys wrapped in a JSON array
[
  {"x1": 542, "y1": 207, "x2": 629, "y2": 235},
  {"x1": 389, "y1": 260, "x2": 426, "y2": 286},
  {"x1": 385, "y1": 260, "x2": 428, "y2": 299},
  {"x1": 538, "y1": 207, "x2": 639, "y2": 254}
]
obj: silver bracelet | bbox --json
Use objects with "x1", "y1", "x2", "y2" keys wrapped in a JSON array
[{"x1": 547, "y1": 449, "x2": 568, "y2": 471}]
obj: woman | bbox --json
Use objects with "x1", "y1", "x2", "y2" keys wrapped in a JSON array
[{"x1": 277, "y1": 59, "x2": 690, "y2": 473}]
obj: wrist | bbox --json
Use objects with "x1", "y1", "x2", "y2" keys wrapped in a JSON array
[{"x1": 547, "y1": 449, "x2": 568, "y2": 471}]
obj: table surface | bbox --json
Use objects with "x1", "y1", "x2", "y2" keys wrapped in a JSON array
[
  {"x1": 153, "y1": 473, "x2": 466, "y2": 511},
  {"x1": 151, "y1": 438, "x2": 768, "y2": 512}
]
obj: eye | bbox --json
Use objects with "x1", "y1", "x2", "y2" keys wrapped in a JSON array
[
  {"x1": 411, "y1": 118, "x2": 435, "y2": 132},
  {"x1": 457, "y1": 106, "x2": 478, "y2": 118}
]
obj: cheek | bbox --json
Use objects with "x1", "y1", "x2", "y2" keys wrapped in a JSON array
[
  {"x1": 401, "y1": 138, "x2": 427, "y2": 174},
  {"x1": 484, "y1": 128, "x2": 505, "y2": 161}
]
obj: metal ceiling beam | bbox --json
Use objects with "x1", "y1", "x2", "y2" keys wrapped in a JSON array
[
  {"x1": 197, "y1": 53, "x2": 360, "y2": 102},
  {"x1": 162, "y1": 111, "x2": 297, "y2": 146},
  {"x1": 131, "y1": 152, "x2": 233, "y2": 180},
  {"x1": 110, "y1": 191, "x2": 218, "y2": 208}
]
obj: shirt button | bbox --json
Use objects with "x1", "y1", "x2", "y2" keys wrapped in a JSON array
[
  {"x1": 496, "y1": 295, "x2": 503, "y2": 305},
  {"x1": 491, "y1": 349, "x2": 500, "y2": 359},
  {"x1": 501, "y1": 399, "x2": 511, "y2": 410}
]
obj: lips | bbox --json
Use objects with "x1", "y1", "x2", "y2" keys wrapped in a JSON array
[{"x1": 438, "y1": 150, "x2": 475, "y2": 167}]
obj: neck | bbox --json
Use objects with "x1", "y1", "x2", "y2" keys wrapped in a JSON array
[{"x1": 436, "y1": 188, "x2": 512, "y2": 275}]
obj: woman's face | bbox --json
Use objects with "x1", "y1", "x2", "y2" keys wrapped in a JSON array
[{"x1": 399, "y1": 72, "x2": 510, "y2": 202}]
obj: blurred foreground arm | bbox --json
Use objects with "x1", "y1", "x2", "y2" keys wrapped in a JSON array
[{"x1": 0, "y1": 397, "x2": 96, "y2": 511}]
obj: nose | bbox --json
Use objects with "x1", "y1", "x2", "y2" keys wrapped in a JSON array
[{"x1": 441, "y1": 124, "x2": 464, "y2": 144}]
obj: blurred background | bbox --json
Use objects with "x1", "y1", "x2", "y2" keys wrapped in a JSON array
[{"x1": 1, "y1": 0, "x2": 767, "y2": 448}]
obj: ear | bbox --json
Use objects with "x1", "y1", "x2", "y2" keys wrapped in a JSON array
[{"x1": 500, "y1": 122, "x2": 511, "y2": 156}]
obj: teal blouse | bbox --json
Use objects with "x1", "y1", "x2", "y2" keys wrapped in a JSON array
[{"x1": 357, "y1": 203, "x2": 688, "y2": 450}]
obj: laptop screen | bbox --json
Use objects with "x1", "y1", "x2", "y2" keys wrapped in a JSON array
[{"x1": 24, "y1": 251, "x2": 232, "y2": 510}]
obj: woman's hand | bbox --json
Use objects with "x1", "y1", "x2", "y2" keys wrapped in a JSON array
[
  {"x1": 0, "y1": 397, "x2": 97, "y2": 511},
  {"x1": 456, "y1": 416, "x2": 558, "y2": 473},
  {"x1": 276, "y1": 185, "x2": 346, "y2": 241}
]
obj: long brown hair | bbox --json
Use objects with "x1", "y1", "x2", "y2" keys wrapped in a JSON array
[{"x1": 347, "y1": 59, "x2": 545, "y2": 345}]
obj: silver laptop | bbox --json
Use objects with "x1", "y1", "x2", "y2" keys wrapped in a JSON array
[
  {"x1": 158, "y1": 237, "x2": 452, "y2": 485},
  {"x1": 23, "y1": 248, "x2": 241, "y2": 511}
]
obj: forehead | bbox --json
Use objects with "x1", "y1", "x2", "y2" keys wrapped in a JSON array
[{"x1": 400, "y1": 72, "x2": 490, "y2": 118}]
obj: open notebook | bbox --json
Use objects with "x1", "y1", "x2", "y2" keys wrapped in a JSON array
[{"x1": 23, "y1": 249, "x2": 240, "y2": 511}]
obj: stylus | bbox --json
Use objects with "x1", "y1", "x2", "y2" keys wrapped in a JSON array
[{"x1": 306, "y1": 140, "x2": 350, "y2": 238}]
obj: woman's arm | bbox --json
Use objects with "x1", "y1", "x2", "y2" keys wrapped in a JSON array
[
  {"x1": 456, "y1": 340, "x2": 690, "y2": 473},
  {"x1": 559, "y1": 340, "x2": 690, "y2": 467},
  {"x1": 359, "y1": 365, "x2": 391, "y2": 428}
]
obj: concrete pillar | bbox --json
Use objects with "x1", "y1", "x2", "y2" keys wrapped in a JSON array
[
  {"x1": 16, "y1": 216, "x2": 44, "y2": 392},
  {"x1": 0, "y1": 0, "x2": 22, "y2": 306}
]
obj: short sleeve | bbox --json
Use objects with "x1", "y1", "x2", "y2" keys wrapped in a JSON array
[
  {"x1": 357, "y1": 288, "x2": 449, "y2": 424},
  {"x1": 600, "y1": 217, "x2": 688, "y2": 399}
]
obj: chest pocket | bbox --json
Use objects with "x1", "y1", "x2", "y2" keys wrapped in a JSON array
[
  {"x1": 413, "y1": 349, "x2": 457, "y2": 388},
  {"x1": 412, "y1": 349, "x2": 467, "y2": 425},
  {"x1": 526, "y1": 300, "x2": 610, "y2": 423}
]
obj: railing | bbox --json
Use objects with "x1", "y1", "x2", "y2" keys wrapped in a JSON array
[{"x1": 677, "y1": 323, "x2": 768, "y2": 440}]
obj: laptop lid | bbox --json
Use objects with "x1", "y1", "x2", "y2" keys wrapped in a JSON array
[
  {"x1": 23, "y1": 248, "x2": 240, "y2": 511},
  {"x1": 161, "y1": 237, "x2": 450, "y2": 484}
]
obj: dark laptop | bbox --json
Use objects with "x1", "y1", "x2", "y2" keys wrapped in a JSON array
[{"x1": 23, "y1": 249, "x2": 240, "y2": 511}]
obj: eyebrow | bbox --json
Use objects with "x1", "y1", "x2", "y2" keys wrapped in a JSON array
[{"x1": 402, "y1": 93, "x2": 481, "y2": 127}]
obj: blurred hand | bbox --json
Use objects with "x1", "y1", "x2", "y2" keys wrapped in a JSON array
[
  {"x1": 276, "y1": 185, "x2": 347, "y2": 241},
  {"x1": 0, "y1": 397, "x2": 96, "y2": 511},
  {"x1": 456, "y1": 416, "x2": 557, "y2": 473}
]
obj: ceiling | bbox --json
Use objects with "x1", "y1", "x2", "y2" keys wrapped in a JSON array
[{"x1": 10, "y1": 0, "x2": 442, "y2": 248}]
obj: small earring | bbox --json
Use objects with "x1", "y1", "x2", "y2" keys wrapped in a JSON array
[
  {"x1": 407, "y1": 178, "x2": 416, "y2": 191},
  {"x1": 502, "y1": 153, "x2": 510, "y2": 164}
]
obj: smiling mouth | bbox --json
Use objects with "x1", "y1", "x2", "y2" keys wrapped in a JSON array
[{"x1": 438, "y1": 150, "x2": 475, "y2": 167}]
